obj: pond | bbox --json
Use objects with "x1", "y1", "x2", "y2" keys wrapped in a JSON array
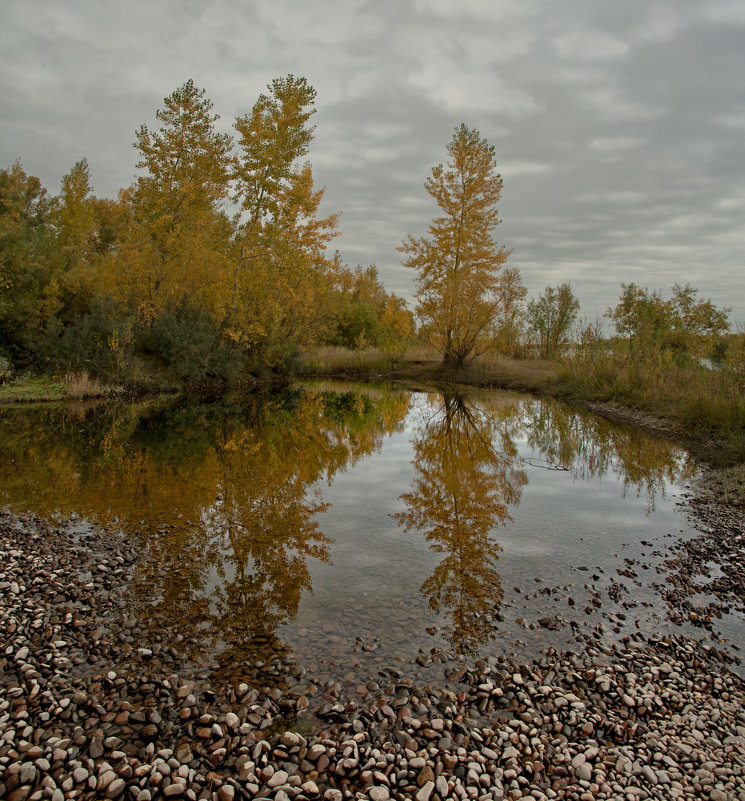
[{"x1": 0, "y1": 382, "x2": 741, "y2": 708}]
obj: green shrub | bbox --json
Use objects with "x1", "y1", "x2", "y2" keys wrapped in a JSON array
[
  {"x1": 0, "y1": 354, "x2": 12, "y2": 382},
  {"x1": 40, "y1": 296, "x2": 132, "y2": 379},
  {"x1": 141, "y1": 302, "x2": 244, "y2": 381}
]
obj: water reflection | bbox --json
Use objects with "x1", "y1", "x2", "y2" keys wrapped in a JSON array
[
  {"x1": 396, "y1": 393, "x2": 695, "y2": 653},
  {"x1": 0, "y1": 387, "x2": 412, "y2": 680},
  {"x1": 521, "y1": 400, "x2": 696, "y2": 511},
  {"x1": 396, "y1": 393, "x2": 527, "y2": 652},
  {"x1": 0, "y1": 385, "x2": 697, "y2": 678}
]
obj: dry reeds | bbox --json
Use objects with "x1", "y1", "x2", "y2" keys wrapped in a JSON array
[{"x1": 63, "y1": 372, "x2": 109, "y2": 399}]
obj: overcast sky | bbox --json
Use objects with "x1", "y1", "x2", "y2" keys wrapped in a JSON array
[{"x1": 2, "y1": 0, "x2": 744, "y2": 323}]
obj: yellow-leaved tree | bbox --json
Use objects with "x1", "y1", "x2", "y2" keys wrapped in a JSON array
[
  {"x1": 110, "y1": 79, "x2": 233, "y2": 323},
  {"x1": 400, "y1": 124, "x2": 510, "y2": 368},
  {"x1": 51, "y1": 158, "x2": 125, "y2": 324},
  {"x1": 378, "y1": 296, "x2": 415, "y2": 363},
  {"x1": 231, "y1": 75, "x2": 340, "y2": 367}
]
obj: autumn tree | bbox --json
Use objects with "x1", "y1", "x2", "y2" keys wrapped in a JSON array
[
  {"x1": 50, "y1": 159, "x2": 126, "y2": 324},
  {"x1": 608, "y1": 282, "x2": 729, "y2": 366},
  {"x1": 329, "y1": 264, "x2": 413, "y2": 352},
  {"x1": 112, "y1": 79, "x2": 233, "y2": 321},
  {"x1": 0, "y1": 158, "x2": 133, "y2": 372},
  {"x1": 377, "y1": 296, "x2": 415, "y2": 363},
  {"x1": 526, "y1": 282, "x2": 580, "y2": 360},
  {"x1": 608, "y1": 283, "x2": 663, "y2": 362},
  {"x1": 232, "y1": 75, "x2": 340, "y2": 366},
  {"x1": 400, "y1": 124, "x2": 509, "y2": 368},
  {"x1": 333, "y1": 265, "x2": 387, "y2": 348},
  {"x1": 492, "y1": 266, "x2": 528, "y2": 356},
  {"x1": 0, "y1": 161, "x2": 55, "y2": 362},
  {"x1": 36, "y1": 160, "x2": 138, "y2": 375}
]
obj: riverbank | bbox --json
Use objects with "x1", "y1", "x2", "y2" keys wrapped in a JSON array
[
  {"x1": 3, "y1": 349, "x2": 745, "y2": 507},
  {"x1": 295, "y1": 347, "x2": 745, "y2": 504},
  {"x1": 2, "y1": 491, "x2": 745, "y2": 801}
]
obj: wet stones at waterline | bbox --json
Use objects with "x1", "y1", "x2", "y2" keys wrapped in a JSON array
[{"x1": 2, "y1": 509, "x2": 745, "y2": 800}]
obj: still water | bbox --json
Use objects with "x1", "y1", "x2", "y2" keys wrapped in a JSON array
[{"x1": 0, "y1": 382, "x2": 738, "y2": 692}]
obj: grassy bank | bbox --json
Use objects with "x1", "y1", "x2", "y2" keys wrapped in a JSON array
[
  {"x1": 299, "y1": 346, "x2": 744, "y2": 450},
  {"x1": 559, "y1": 356, "x2": 745, "y2": 463},
  {"x1": 3, "y1": 346, "x2": 743, "y2": 504},
  {"x1": 296, "y1": 345, "x2": 562, "y2": 394},
  {"x1": 0, "y1": 374, "x2": 68, "y2": 403},
  {"x1": 296, "y1": 345, "x2": 745, "y2": 506},
  {"x1": 0, "y1": 372, "x2": 129, "y2": 404}
]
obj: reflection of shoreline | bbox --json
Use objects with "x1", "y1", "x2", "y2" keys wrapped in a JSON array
[
  {"x1": 520, "y1": 398, "x2": 696, "y2": 510},
  {"x1": 0, "y1": 386, "x2": 412, "y2": 684}
]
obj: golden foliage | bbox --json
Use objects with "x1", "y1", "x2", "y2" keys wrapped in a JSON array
[
  {"x1": 400, "y1": 124, "x2": 510, "y2": 368},
  {"x1": 105, "y1": 80, "x2": 233, "y2": 320},
  {"x1": 232, "y1": 76, "x2": 340, "y2": 364}
]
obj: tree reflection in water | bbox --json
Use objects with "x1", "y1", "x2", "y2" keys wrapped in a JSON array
[
  {"x1": 520, "y1": 399, "x2": 696, "y2": 512},
  {"x1": 396, "y1": 392, "x2": 694, "y2": 653},
  {"x1": 0, "y1": 386, "x2": 696, "y2": 677},
  {"x1": 0, "y1": 387, "x2": 412, "y2": 682},
  {"x1": 396, "y1": 393, "x2": 527, "y2": 653},
  {"x1": 128, "y1": 388, "x2": 413, "y2": 682}
]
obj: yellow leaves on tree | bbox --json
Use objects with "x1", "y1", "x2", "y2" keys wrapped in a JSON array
[
  {"x1": 232, "y1": 75, "x2": 340, "y2": 365},
  {"x1": 400, "y1": 124, "x2": 510, "y2": 368},
  {"x1": 109, "y1": 80, "x2": 233, "y2": 323},
  {"x1": 0, "y1": 161, "x2": 55, "y2": 353},
  {"x1": 51, "y1": 158, "x2": 122, "y2": 323},
  {"x1": 492, "y1": 267, "x2": 528, "y2": 356},
  {"x1": 378, "y1": 296, "x2": 415, "y2": 363}
]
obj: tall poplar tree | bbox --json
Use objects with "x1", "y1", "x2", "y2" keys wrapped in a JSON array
[
  {"x1": 231, "y1": 75, "x2": 340, "y2": 366},
  {"x1": 400, "y1": 124, "x2": 509, "y2": 368},
  {"x1": 115, "y1": 79, "x2": 233, "y2": 320}
]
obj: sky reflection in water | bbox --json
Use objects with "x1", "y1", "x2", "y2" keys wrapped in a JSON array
[{"x1": 0, "y1": 383, "x2": 703, "y2": 687}]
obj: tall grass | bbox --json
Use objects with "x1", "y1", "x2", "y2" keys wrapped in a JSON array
[
  {"x1": 562, "y1": 345, "x2": 745, "y2": 459},
  {"x1": 467, "y1": 351, "x2": 559, "y2": 390},
  {"x1": 0, "y1": 371, "x2": 122, "y2": 404},
  {"x1": 296, "y1": 345, "x2": 562, "y2": 397},
  {"x1": 64, "y1": 371, "x2": 111, "y2": 399},
  {"x1": 296, "y1": 346, "x2": 391, "y2": 374}
]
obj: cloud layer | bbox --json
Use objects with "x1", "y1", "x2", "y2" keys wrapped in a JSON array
[{"x1": 2, "y1": 0, "x2": 744, "y2": 321}]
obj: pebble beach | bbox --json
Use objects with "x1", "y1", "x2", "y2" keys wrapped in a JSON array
[{"x1": 2, "y1": 497, "x2": 745, "y2": 801}]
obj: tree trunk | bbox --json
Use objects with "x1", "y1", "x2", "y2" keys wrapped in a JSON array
[{"x1": 444, "y1": 350, "x2": 467, "y2": 370}]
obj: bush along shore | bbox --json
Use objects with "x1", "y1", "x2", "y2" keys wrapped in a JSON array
[{"x1": 2, "y1": 500, "x2": 745, "y2": 801}]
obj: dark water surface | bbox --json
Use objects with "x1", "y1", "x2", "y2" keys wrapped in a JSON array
[{"x1": 1, "y1": 382, "x2": 740, "y2": 696}]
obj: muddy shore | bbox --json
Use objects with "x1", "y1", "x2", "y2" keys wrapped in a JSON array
[{"x1": 2, "y1": 489, "x2": 745, "y2": 801}]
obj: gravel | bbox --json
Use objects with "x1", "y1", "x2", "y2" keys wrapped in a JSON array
[{"x1": 1, "y1": 507, "x2": 745, "y2": 800}]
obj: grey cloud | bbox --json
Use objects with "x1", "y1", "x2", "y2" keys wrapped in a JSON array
[{"x1": 1, "y1": 0, "x2": 742, "y2": 320}]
